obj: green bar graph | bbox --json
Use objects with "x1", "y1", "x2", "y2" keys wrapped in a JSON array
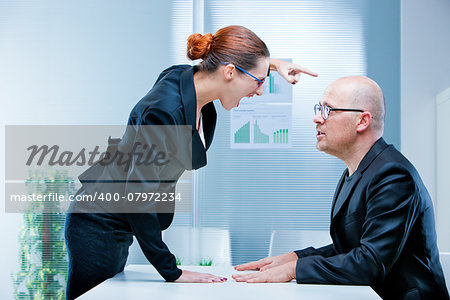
[
  {"x1": 253, "y1": 120, "x2": 269, "y2": 144},
  {"x1": 234, "y1": 121, "x2": 250, "y2": 143},
  {"x1": 268, "y1": 73, "x2": 279, "y2": 94},
  {"x1": 273, "y1": 129, "x2": 288, "y2": 144}
]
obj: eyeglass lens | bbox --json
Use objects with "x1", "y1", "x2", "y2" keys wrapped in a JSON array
[{"x1": 314, "y1": 104, "x2": 329, "y2": 119}]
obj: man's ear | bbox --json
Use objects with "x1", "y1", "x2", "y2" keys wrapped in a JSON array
[
  {"x1": 356, "y1": 111, "x2": 372, "y2": 133},
  {"x1": 223, "y1": 64, "x2": 236, "y2": 81}
]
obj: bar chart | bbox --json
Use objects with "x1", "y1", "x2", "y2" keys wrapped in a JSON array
[
  {"x1": 254, "y1": 120, "x2": 270, "y2": 144},
  {"x1": 273, "y1": 129, "x2": 288, "y2": 144},
  {"x1": 267, "y1": 73, "x2": 280, "y2": 94},
  {"x1": 234, "y1": 121, "x2": 250, "y2": 143},
  {"x1": 230, "y1": 105, "x2": 291, "y2": 148}
]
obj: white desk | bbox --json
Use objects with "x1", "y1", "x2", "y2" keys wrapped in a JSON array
[{"x1": 79, "y1": 265, "x2": 381, "y2": 300}]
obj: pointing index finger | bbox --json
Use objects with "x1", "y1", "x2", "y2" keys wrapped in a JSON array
[{"x1": 298, "y1": 66, "x2": 318, "y2": 77}]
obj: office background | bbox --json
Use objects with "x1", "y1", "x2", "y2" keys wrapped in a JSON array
[{"x1": 1, "y1": 0, "x2": 449, "y2": 298}]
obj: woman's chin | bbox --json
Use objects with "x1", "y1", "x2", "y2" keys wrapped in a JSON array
[
  {"x1": 222, "y1": 105, "x2": 232, "y2": 111},
  {"x1": 224, "y1": 103, "x2": 237, "y2": 111},
  {"x1": 220, "y1": 98, "x2": 241, "y2": 111}
]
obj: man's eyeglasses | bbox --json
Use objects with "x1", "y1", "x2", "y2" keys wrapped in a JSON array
[
  {"x1": 221, "y1": 62, "x2": 267, "y2": 88},
  {"x1": 314, "y1": 104, "x2": 364, "y2": 120}
]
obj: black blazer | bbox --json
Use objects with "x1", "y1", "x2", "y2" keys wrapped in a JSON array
[
  {"x1": 294, "y1": 138, "x2": 449, "y2": 300},
  {"x1": 77, "y1": 65, "x2": 217, "y2": 281}
]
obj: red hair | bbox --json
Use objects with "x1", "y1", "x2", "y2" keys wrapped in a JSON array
[{"x1": 187, "y1": 25, "x2": 270, "y2": 73}]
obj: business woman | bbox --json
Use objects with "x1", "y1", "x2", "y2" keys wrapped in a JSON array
[{"x1": 64, "y1": 25, "x2": 317, "y2": 299}]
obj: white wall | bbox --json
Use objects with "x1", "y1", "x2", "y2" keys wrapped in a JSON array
[
  {"x1": 0, "y1": 1, "x2": 174, "y2": 298},
  {"x1": 401, "y1": 0, "x2": 450, "y2": 250}
]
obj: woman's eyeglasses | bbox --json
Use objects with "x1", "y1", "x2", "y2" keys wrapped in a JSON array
[{"x1": 221, "y1": 62, "x2": 267, "y2": 88}]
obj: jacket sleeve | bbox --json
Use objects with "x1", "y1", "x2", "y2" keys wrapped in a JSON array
[
  {"x1": 296, "y1": 164, "x2": 419, "y2": 285},
  {"x1": 127, "y1": 213, "x2": 182, "y2": 281},
  {"x1": 123, "y1": 108, "x2": 186, "y2": 282},
  {"x1": 294, "y1": 244, "x2": 337, "y2": 259}
]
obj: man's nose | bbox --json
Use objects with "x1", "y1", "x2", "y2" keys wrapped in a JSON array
[{"x1": 313, "y1": 112, "x2": 324, "y2": 124}]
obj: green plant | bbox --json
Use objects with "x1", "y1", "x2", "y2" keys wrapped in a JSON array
[
  {"x1": 198, "y1": 258, "x2": 213, "y2": 266},
  {"x1": 174, "y1": 257, "x2": 213, "y2": 266},
  {"x1": 12, "y1": 169, "x2": 76, "y2": 300}
]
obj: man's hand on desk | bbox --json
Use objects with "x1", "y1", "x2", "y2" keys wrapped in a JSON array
[
  {"x1": 234, "y1": 252, "x2": 298, "y2": 272},
  {"x1": 174, "y1": 270, "x2": 227, "y2": 283},
  {"x1": 232, "y1": 260, "x2": 297, "y2": 283}
]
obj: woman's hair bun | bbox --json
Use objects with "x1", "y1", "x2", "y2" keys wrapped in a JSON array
[{"x1": 186, "y1": 33, "x2": 213, "y2": 60}]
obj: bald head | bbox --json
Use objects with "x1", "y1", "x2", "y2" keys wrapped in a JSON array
[
  {"x1": 315, "y1": 76, "x2": 386, "y2": 171},
  {"x1": 325, "y1": 76, "x2": 385, "y2": 135}
]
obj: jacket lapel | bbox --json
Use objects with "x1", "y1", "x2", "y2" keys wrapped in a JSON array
[
  {"x1": 331, "y1": 138, "x2": 389, "y2": 221},
  {"x1": 179, "y1": 66, "x2": 196, "y2": 133},
  {"x1": 179, "y1": 66, "x2": 217, "y2": 169},
  {"x1": 331, "y1": 171, "x2": 362, "y2": 220},
  {"x1": 330, "y1": 170, "x2": 347, "y2": 221}
]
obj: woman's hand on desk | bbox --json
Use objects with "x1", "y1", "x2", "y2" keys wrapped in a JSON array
[
  {"x1": 174, "y1": 270, "x2": 227, "y2": 283},
  {"x1": 234, "y1": 252, "x2": 298, "y2": 272}
]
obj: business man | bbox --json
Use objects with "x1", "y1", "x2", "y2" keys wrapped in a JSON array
[{"x1": 233, "y1": 76, "x2": 449, "y2": 300}]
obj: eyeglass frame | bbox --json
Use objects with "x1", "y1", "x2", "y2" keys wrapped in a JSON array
[
  {"x1": 220, "y1": 62, "x2": 268, "y2": 88},
  {"x1": 314, "y1": 103, "x2": 365, "y2": 120}
]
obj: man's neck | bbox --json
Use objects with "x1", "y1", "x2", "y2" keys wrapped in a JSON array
[{"x1": 342, "y1": 137, "x2": 378, "y2": 176}]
